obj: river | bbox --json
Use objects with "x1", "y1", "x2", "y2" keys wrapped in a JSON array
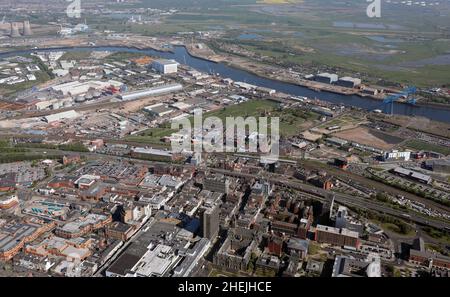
[{"x1": 1, "y1": 45, "x2": 449, "y2": 124}]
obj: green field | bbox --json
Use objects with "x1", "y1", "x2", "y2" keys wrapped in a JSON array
[
  {"x1": 124, "y1": 100, "x2": 318, "y2": 146},
  {"x1": 0, "y1": 69, "x2": 51, "y2": 98},
  {"x1": 199, "y1": 99, "x2": 318, "y2": 137},
  {"x1": 80, "y1": 0, "x2": 450, "y2": 87},
  {"x1": 204, "y1": 99, "x2": 279, "y2": 120},
  {"x1": 124, "y1": 126, "x2": 176, "y2": 146},
  {"x1": 404, "y1": 139, "x2": 450, "y2": 156},
  {"x1": 131, "y1": 0, "x2": 450, "y2": 87},
  {"x1": 316, "y1": 114, "x2": 364, "y2": 129},
  {"x1": 423, "y1": 227, "x2": 450, "y2": 245},
  {"x1": 382, "y1": 223, "x2": 415, "y2": 237}
]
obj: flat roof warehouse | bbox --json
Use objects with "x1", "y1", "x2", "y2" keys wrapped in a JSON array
[{"x1": 119, "y1": 84, "x2": 183, "y2": 101}]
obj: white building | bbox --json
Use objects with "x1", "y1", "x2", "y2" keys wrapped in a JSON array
[
  {"x1": 335, "y1": 206, "x2": 348, "y2": 229},
  {"x1": 143, "y1": 103, "x2": 174, "y2": 117},
  {"x1": 43, "y1": 110, "x2": 80, "y2": 123},
  {"x1": 119, "y1": 84, "x2": 183, "y2": 101},
  {"x1": 151, "y1": 59, "x2": 178, "y2": 74},
  {"x1": 315, "y1": 73, "x2": 338, "y2": 84},
  {"x1": 383, "y1": 150, "x2": 411, "y2": 161},
  {"x1": 128, "y1": 244, "x2": 178, "y2": 277}
]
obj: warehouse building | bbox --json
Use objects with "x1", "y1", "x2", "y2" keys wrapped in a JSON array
[
  {"x1": 51, "y1": 80, "x2": 122, "y2": 97},
  {"x1": 362, "y1": 87, "x2": 380, "y2": 96},
  {"x1": 315, "y1": 73, "x2": 338, "y2": 84},
  {"x1": 326, "y1": 137, "x2": 348, "y2": 147},
  {"x1": 143, "y1": 103, "x2": 174, "y2": 117},
  {"x1": 151, "y1": 59, "x2": 178, "y2": 74},
  {"x1": 311, "y1": 106, "x2": 335, "y2": 117},
  {"x1": 119, "y1": 84, "x2": 183, "y2": 101},
  {"x1": 0, "y1": 193, "x2": 19, "y2": 210},
  {"x1": 423, "y1": 159, "x2": 450, "y2": 173},
  {"x1": 43, "y1": 110, "x2": 80, "y2": 123},
  {"x1": 336, "y1": 77, "x2": 361, "y2": 88},
  {"x1": 391, "y1": 167, "x2": 432, "y2": 184},
  {"x1": 131, "y1": 147, "x2": 173, "y2": 162}
]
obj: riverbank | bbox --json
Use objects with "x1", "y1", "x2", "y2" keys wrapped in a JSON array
[
  {"x1": 1, "y1": 43, "x2": 450, "y2": 123},
  {"x1": 184, "y1": 42, "x2": 449, "y2": 109},
  {"x1": 0, "y1": 35, "x2": 173, "y2": 54},
  {"x1": 0, "y1": 38, "x2": 435, "y2": 106}
]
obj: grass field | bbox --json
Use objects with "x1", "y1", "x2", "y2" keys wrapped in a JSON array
[
  {"x1": 233, "y1": 35, "x2": 450, "y2": 87},
  {"x1": 197, "y1": 100, "x2": 318, "y2": 137},
  {"x1": 124, "y1": 126, "x2": 176, "y2": 146},
  {"x1": 404, "y1": 139, "x2": 450, "y2": 156},
  {"x1": 317, "y1": 114, "x2": 364, "y2": 129},
  {"x1": 141, "y1": 0, "x2": 450, "y2": 87},
  {"x1": 123, "y1": 100, "x2": 318, "y2": 145},
  {"x1": 382, "y1": 223, "x2": 415, "y2": 237},
  {"x1": 204, "y1": 99, "x2": 279, "y2": 120},
  {"x1": 423, "y1": 227, "x2": 450, "y2": 245},
  {"x1": 0, "y1": 70, "x2": 51, "y2": 98}
]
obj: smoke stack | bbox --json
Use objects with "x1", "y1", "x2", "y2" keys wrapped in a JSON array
[
  {"x1": 10, "y1": 22, "x2": 20, "y2": 37},
  {"x1": 23, "y1": 20, "x2": 32, "y2": 36}
]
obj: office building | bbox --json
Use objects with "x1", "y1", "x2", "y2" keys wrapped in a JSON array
[
  {"x1": 204, "y1": 174, "x2": 229, "y2": 194},
  {"x1": 383, "y1": 150, "x2": 411, "y2": 161},
  {"x1": 335, "y1": 206, "x2": 348, "y2": 229},
  {"x1": 315, "y1": 224, "x2": 360, "y2": 249},
  {"x1": 200, "y1": 204, "x2": 220, "y2": 240},
  {"x1": 332, "y1": 254, "x2": 381, "y2": 277}
]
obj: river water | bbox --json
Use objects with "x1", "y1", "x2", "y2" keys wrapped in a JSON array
[{"x1": 1, "y1": 45, "x2": 449, "y2": 123}]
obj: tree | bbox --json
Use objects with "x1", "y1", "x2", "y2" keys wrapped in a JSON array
[{"x1": 375, "y1": 192, "x2": 389, "y2": 203}]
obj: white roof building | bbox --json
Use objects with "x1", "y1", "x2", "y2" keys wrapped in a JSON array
[{"x1": 43, "y1": 110, "x2": 80, "y2": 123}]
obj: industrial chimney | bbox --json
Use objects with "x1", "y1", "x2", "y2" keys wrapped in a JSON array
[
  {"x1": 23, "y1": 20, "x2": 32, "y2": 36},
  {"x1": 10, "y1": 22, "x2": 20, "y2": 37}
]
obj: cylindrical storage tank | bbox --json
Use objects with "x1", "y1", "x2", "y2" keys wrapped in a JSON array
[{"x1": 75, "y1": 96, "x2": 86, "y2": 103}]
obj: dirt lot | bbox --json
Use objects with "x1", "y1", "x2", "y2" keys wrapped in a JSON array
[{"x1": 334, "y1": 126, "x2": 403, "y2": 150}]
